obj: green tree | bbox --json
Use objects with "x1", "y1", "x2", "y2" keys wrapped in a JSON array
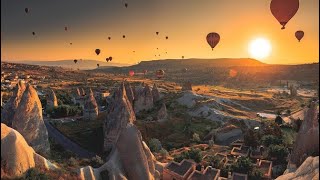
[
  {"x1": 148, "y1": 138, "x2": 162, "y2": 153},
  {"x1": 159, "y1": 148, "x2": 169, "y2": 158},
  {"x1": 261, "y1": 135, "x2": 283, "y2": 147},
  {"x1": 244, "y1": 129, "x2": 260, "y2": 148},
  {"x1": 275, "y1": 115, "x2": 283, "y2": 125},
  {"x1": 268, "y1": 145, "x2": 289, "y2": 163},
  {"x1": 191, "y1": 133, "x2": 201, "y2": 143},
  {"x1": 231, "y1": 157, "x2": 253, "y2": 174},
  {"x1": 249, "y1": 168, "x2": 264, "y2": 180}
]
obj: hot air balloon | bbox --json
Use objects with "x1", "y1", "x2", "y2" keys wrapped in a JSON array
[
  {"x1": 156, "y1": 32, "x2": 159, "y2": 35},
  {"x1": 156, "y1": 70, "x2": 165, "y2": 79},
  {"x1": 32, "y1": 32, "x2": 36, "y2": 36},
  {"x1": 108, "y1": 37, "x2": 111, "y2": 40},
  {"x1": 74, "y1": 59, "x2": 78, "y2": 64},
  {"x1": 123, "y1": 35, "x2": 126, "y2": 38},
  {"x1": 129, "y1": 70, "x2": 134, "y2": 77},
  {"x1": 97, "y1": 64, "x2": 100, "y2": 67},
  {"x1": 166, "y1": 36, "x2": 168, "y2": 40},
  {"x1": 109, "y1": 56, "x2": 113, "y2": 61},
  {"x1": 25, "y1": 8, "x2": 29, "y2": 14},
  {"x1": 295, "y1": 30, "x2": 304, "y2": 42},
  {"x1": 106, "y1": 58, "x2": 109, "y2": 62},
  {"x1": 182, "y1": 56, "x2": 184, "y2": 59},
  {"x1": 64, "y1": 27, "x2": 68, "y2": 31},
  {"x1": 125, "y1": 3, "x2": 128, "y2": 8},
  {"x1": 95, "y1": 49, "x2": 101, "y2": 55},
  {"x1": 270, "y1": 0, "x2": 299, "y2": 30},
  {"x1": 70, "y1": 43, "x2": 72, "y2": 45},
  {"x1": 206, "y1": 32, "x2": 220, "y2": 50}
]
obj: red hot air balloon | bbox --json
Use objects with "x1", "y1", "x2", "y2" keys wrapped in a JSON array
[
  {"x1": 106, "y1": 58, "x2": 109, "y2": 62},
  {"x1": 109, "y1": 56, "x2": 113, "y2": 61},
  {"x1": 95, "y1": 49, "x2": 101, "y2": 55},
  {"x1": 270, "y1": 0, "x2": 299, "y2": 30},
  {"x1": 295, "y1": 30, "x2": 304, "y2": 42},
  {"x1": 129, "y1": 70, "x2": 134, "y2": 77},
  {"x1": 156, "y1": 70, "x2": 165, "y2": 79},
  {"x1": 206, "y1": 32, "x2": 220, "y2": 50}
]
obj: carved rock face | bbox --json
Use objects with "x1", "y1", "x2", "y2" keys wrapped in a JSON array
[
  {"x1": 134, "y1": 84, "x2": 154, "y2": 113},
  {"x1": 12, "y1": 84, "x2": 50, "y2": 155},
  {"x1": 83, "y1": 89, "x2": 99, "y2": 120},
  {"x1": 46, "y1": 89, "x2": 58, "y2": 109},
  {"x1": 1, "y1": 81, "x2": 26, "y2": 126},
  {"x1": 152, "y1": 83, "x2": 160, "y2": 103},
  {"x1": 290, "y1": 102, "x2": 319, "y2": 166}
]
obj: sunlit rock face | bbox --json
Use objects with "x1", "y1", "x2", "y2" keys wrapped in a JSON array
[
  {"x1": 46, "y1": 89, "x2": 58, "y2": 109},
  {"x1": 98, "y1": 83, "x2": 161, "y2": 180},
  {"x1": 122, "y1": 82, "x2": 135, "y2": 106},
  {"x1": 157, "y1": 103, "x2": 168, "y2": 122},
  {"x1": 134, "y1": 84, "x2": 154, "y2": 113},
  {"x1": 276, "y1": 156, "x2": 319, "y2": 180},
  {"x1": 290, "y1": 102, "x2": 319, "y2": 167},
  {"x1": 83, "y1": 88, "x2": 99, "y2": 121},
  {"x1": 1, "y1": 123, "x2": 57, "y2": 178},
  {"x1": 12, "y1": 84, "x2": 50, "y2": 155},
  {"x1": 152, "y1": 83, "x2": 161, "y2": 103},
  {"x1": 1, "y1": 81, "x2": 26, "y2": 127}
]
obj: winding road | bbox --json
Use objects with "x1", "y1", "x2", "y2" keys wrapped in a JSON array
[{"x1": 44, "y1": 119, "x2": 96, "y2": 158}]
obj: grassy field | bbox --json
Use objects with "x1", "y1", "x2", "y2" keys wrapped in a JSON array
[{"x1": 53, "y1": 120, "x2": 104, "y2": 156}]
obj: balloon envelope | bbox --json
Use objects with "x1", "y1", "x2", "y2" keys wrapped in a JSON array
[
  {"x1": 295, "y1": 30, "x2": 304, "y2": 42},
  {"x1": 156, "y1": 70, "x2": 165, "y2": 79},
  {"x1": 129, "y1": 70, "x2": 134, "y2": 76},
  {"x1": 95, "y1": 49, "x2": 101, "y2": 55},
  {"x1": 25, "y1": 8, "x2": 29, "y2": 14},
  {"x1": 270, "y1": 0, "x2": 299, "y2": 29},
  {"x1": 206, "y1": 32, "x2": 220, "y2": 50},
  {"x1": 74, "y1": 60, "x2": 78, "y2": 64}
]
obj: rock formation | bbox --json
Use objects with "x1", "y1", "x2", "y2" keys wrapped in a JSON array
[
  {"x1": 276, "y1": 156, "x2": 319, "y2": 180},
  {"x1": 122, "y1": 82, "x2": 134, "y2": 106},
  {"x1": 104, "y1": 83, "x2": 136, "y2": 153},
  {"x1": 1, "y1": 81, "x2": 26, "y2": 127},
  {"x1": 46, "y1": 89, "x2": 58, "y2": 109},
  {"x1": 1, "y1": 123, "x2": 58, "y2": 178},
  {"x1": 152, "y1": 83, "x2": 161, "y2": 102},
  {"x1": 289, "y1": 102, "x2": 319, "y2": 167},
  {"x1": 289, "y1": 85, "x2": 298, "y2": 97},
  {"x1": 134, "y1": 84, "x2": 154, "y2": 113},
  {"x1": 83, "y1": 89, "x2": 99, "y2": 121},
  {"x1": 12, "y1": 84, "x2": 50, "y2": 155},
  {"x1": 181, "y1": 81, "x2": 192, "y2": 91},
  {"x1": 157, "y1": 103, "x2": 168, "y2": 122},
  {"x1": 98, "y1": 83, "x2": 163, "y2": 180}
]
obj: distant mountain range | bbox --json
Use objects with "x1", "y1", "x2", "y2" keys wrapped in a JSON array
[{"x1": 8, "y1": 60, "x2": 131, "y2": 70}]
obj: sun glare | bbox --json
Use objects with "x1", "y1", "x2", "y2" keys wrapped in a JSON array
[{"x1": 248, "y1": 38, "x2": 272, "y2": 60}]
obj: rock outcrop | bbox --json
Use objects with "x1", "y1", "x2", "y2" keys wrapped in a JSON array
[
  {"x1": 1, "y1": 123, "x2": 58, "y2": 178},
  {"x1": 134, "y1": 84, "x2": 154, "y2": 113},
  {"x1": 12, "y1": 84, "x2": 50, "y2": 155},
  {"x1": 1, "y1": 81, "x2": 26, "y2": 126},
  {"x1": 289, "y1": 85, "x2": 298, "y2": 97},
  {"x1": 289, "y1": 102, "x2": 319, "y2": 167},
  {"x1": 83, "y1": 89, "x2": 99, "y2": 121},
  {"x1": 46, "y1": 89, "x2": 58, "y2": 109},
  {"x1": 181, "y1": 82, "x2": 192, "y2": 91},
  {"x1": 97, "y1": 83, "x2": 162, "y2": 180},
  {"x1": 157, "y1": 103, "x2": 168, "y2": 122},
  {"x1": 122, "y1": 82, "x2": 134, "y2": 106},
  {"x1": 276, "y1": 156, "x2": 319, "y2": 180},
  {"x1": 152, "y1": 83, "x2": 161, "y2": 102},
  {"x1": 104, "y1": 83, "x2": 136, "y2": 153}
]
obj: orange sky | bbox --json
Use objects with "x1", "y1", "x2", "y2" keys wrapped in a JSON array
[{"x1": 1, "y1": 0, "x2": 319, "y2": 64}]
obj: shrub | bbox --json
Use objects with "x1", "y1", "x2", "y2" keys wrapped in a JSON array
[
  {"x1": 261, "y1": 135, "x2": 283, "y2": 147},
  {"x1": 90, "y1": 156, "x2": 104, "y2": 168},
  {"x1": 208, "y1": 139, "x2": 214, "y2": 148},
  {"x1": 148, "y1": 138, "x2": 162, "y2": 153},
  {"x1": 159, "y1": 148, "x2": 169, "y2": 158},
  {"x1": 268, "y1": 145, "x2": 289, "y2": 163},
  {"x1": 67, "y1": 157, "x2": 78, "y2": 167},
  {"x1": 275, "y1": 115, "x2": 283, "y2": 125},
  {"x1": 249, "y1": 168, "x2": 264, "y2": 180},
  {"x1": 244, "y1": 129, "x2": 260, "y2": 148},
  {"x1": 24, "y1": 168, "x2": 49, "y2": 180},
  {"x1": 47, "y1": 105, "x2": 81, "y2": 118},
  {"x1": 231, "y1": 157, "x2": 253, "y2": 174},
  {"x1": 173, "y1": 148, "x2": 203, "y2": 163},
  {"x1": 191, "y1": 133, "x2": 201, "y2": 143}
]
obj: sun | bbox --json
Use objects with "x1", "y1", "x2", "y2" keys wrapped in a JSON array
[{"x1": 248, "y1": 38, "x2": 272, "y2": 60}]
